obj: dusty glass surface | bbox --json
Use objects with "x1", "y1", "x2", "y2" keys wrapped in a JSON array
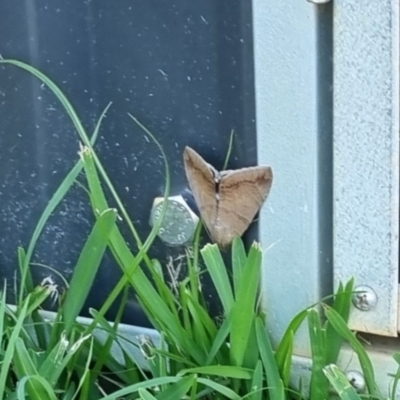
[{"x1": 0, "y1": 1, "x2": 257, "y2": 326}]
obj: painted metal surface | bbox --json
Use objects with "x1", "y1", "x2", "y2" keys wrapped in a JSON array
[
  {"x1": 333, "y1": 0, "x2": 399, "y2": 336},
  {"x1": 253, "y1": 0, "x2": 333, "y2": 355}
]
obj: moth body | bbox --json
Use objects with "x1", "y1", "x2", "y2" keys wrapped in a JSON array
[{"x1": 183, "y1": 146, "x2": 273, "y2": 247}]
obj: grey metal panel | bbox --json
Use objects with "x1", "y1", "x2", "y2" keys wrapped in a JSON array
[
  {"x1": 253, "y1": 1, "x2": 333, "y2": 355},
  {"x1": 333, "y1": 0, "x2": 399, "y2": 336}
]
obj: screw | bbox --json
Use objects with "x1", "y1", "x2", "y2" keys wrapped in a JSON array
[
  {"x1": 352, "y1": 285, "x2": 378, "y2": 311},
  {"x1": 346, "y1": 370, "x2": 366, "y2": 393},
  {"x1": 149, "y1": 195, "x2": 199, "y2": 247}
]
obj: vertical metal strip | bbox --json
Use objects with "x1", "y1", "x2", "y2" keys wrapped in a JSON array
[
  {"x1": 253, "y1": 1, "x2": 333, "y2": 355},
  {"x1": 333, "y1": 0, "x2": 399, "y2": 336}
]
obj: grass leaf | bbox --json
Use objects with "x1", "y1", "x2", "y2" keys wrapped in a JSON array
[
  {"x1": 201, "y1": 244, "x2": 234, "y2": 314},
  {"x1": 62, "y1": 208, "x2": 117, "y2": 333},
  {"x1": 178, "y1": 365, "x2": 252, "y2": 380},
  {"x1": 231, "y1": 237, "x2": 247, "y2": 295},
  {"x1": 0, "y1": 295, "x2": 31, "y2": 400},
  {"x1": 230, "y1": 243, "x2": 262, "y2": 366},
  {"x1": 323, "y1": 304, "x2": 381, "y2": 398},
  {"x1": 16, "y1": 375, "x2": 58, "y2": 400},
  {"x1": 156, "y1": 376, "x2": 196, "y2": 400},
  {"x1": 323, "y1": 364, "x2": 362, "y2": 400},
  {"x1": 197, "y1": 377, "x2": 241, "y2": 400},
  {"x1": 325, "y1": 279, "x2": 354, "y2": 364},
  {"x1": 275, "y1": 309, "x2": 308, "y2": 378},
  {"x1": 98, "y1": 377, "x2": 182, "y2": 400},
  {"x1": 138, "y1": 388, "x2": 158, "y2": 400},
  {"x1": 249, "y1": 360, "x2": 263, "y2": 400},
  {"x1": 307, "y1": 309, "x2": 329, "y2": 400},
  {"x1": 255, "y1": 317, "x2": 286, "y2": 400}
]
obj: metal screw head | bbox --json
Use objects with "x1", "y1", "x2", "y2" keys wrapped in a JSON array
[
  {"x1": 352, "y1": 285, "x2": 378, "y2": 311},
  {"x1": 346, "y1": 370, "x2": 366, "y2": 393},
  {"x1": 149, "y1": 195, "x2": 199, "y2": 247}
]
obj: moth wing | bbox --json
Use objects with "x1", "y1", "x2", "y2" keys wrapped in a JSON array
[
  {"x1": 183, "y1": 147, "x2": 218, "y2": 232},
  {"x1": 214, "y1": 166, "x2": 273, "y2": 246}
]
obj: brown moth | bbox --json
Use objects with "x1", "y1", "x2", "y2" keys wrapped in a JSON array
[{"x1": 183, "y1": 146, "x2": 273, "y2": 247}]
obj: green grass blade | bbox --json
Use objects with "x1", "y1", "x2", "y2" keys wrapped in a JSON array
[
  {"x1": 0, "y1": 286, "x2": 7, "y2": 350},
  {"x1": 17, "y1": 248, "x2": 49, "y2": 350},
  {"x1": 323, "y1": 305, "x2": 381, "y2": 398},
  {"x1": 13, "y1": 337, "x2": 39, "y2": 376},
  {"x1": 0, "y1": 295, "x2": 30, "y2": 400},
  {"x1": 179, "y1": 283, "x2": 194, "y2": 338},
  {"x1": 63, "y1": 384, "x2": 78, "y2": 400},
  {"x1": 184, "y1": 293, "x2": 211, "y2": 353},
  {"x1": 325, "y1": 279, "x2": 354, "y2": 364},
  {"x1": 71, "y1": 336, "x2": 94, "y2": 400},
  {"x1": 185, "y1": 290, "x2": 218, "y2": 337},
  {"x1": 25, "y1": 285, "x2": 53, "y2": 316},
  {"x1": 178, "y1": 365, "x2": 252, "y2": 380},
  {"x1": 16, "y1": 375, "x2": 58, "y2": 400},
  {"x1": 150, "y1": 348, "x2": 197, "y2": 368},
  {"x1": 279, "y1": 330, "x2": 293, "y2": 388},
  {"x1": 231, "y1": 237, "x2": 247, "y2": 295},
  {"x1": 13, "y1": 338, "x2": 57, "y2": 399},
  {"x1": 121, "y1": 347, "x2": 142, "y2": 384},
  {"x1": 77, "y1": 372, "x2": 91, "y2": 400},
  {"x1": 391, "y1": 352, "x2": 400, "y2": 400},
  {"x1": 307, "y1": 309, "x2": 329, "y2": 400},
  {"x1": 97, "y1": 377, "x2": 182, "y2": 400},
  {"x1": 38, "y1": 333, "x2": 91, "y2": 390},
  {"x1": 323, "y1": 364, "x2": 362, "y2": 400},
  {"x1": 17, "y1": 246, "x2": 34, "y2": 294},
  {"x1": 230, "y1": 243, "x2": 262, "y2": 366},
  {"x1": 197, "y1": 377, "x2": 241, "y2": 400},
  {"x1": 62, "y1": 208, "x2": 117, "y2": 333},
  {"x1": 249, "y1": 360, "x2": 263, "y2": 400},
  {"x1": 241, "y1": 318, "x2": 260, "y2": 370},
  {"x1": 90, "y1": 299, "x2": 129, "y2": 380},
  {"x1": 156, "y1": 376, "x2": 196, "y2": 400},
  {"x1": 138, "y1": 388, "x2": 158, "y2": 400},
  {"x1": 275, "y1": 309, "x2": 308, "y2": 375},
  {"x1": 333, "y1": 279, "x2": 354, "y2": 320},
  {"x1": 205, "y1": 313, "x2": 231, "y2": 365},
  {"x1": 201, "y1": 243, "x2": 234, "y2": 314},
  {"x1": 255, "y1": 317, "x2": 286, "y2": 400}
]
